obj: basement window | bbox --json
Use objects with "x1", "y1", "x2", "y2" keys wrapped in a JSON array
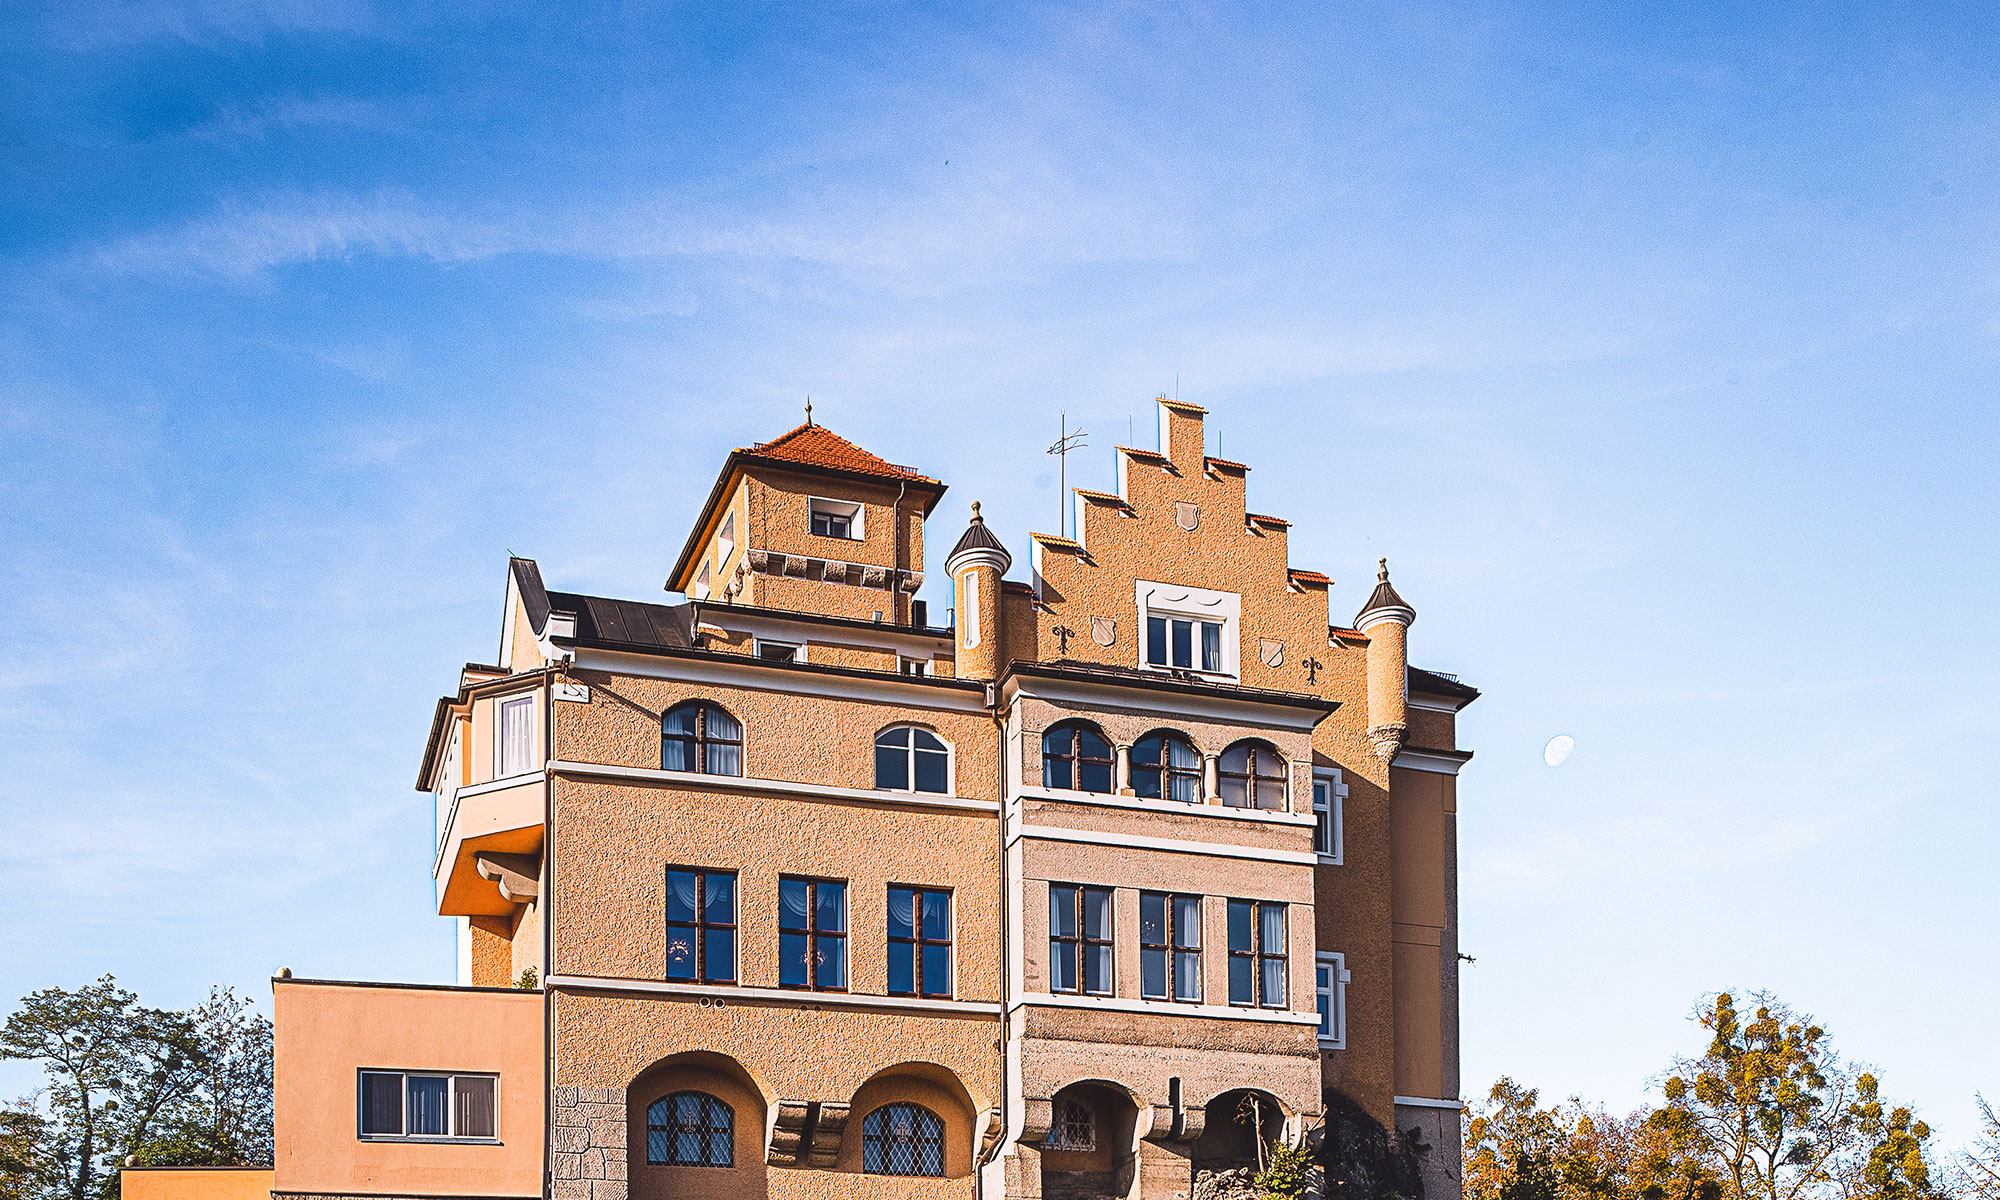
[{"x1": 809, "y1": 498, "x2": 864, "y2": 540}]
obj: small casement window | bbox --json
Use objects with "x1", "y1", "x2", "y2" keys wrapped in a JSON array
[
  {"x1": 1140, "y1": 891, "x2": 1201, "y2": 1002},
  {"x1": 809, "y1": 498, "x2": 863, "y2": 540},
  {"x1": 1049, "y1": 883, "x2": 1113, "y2": 995},
  {"x1": 1227, "y1": 899, "x2": 1287, "y2": 1008},
  {"x1": 888, "y1": 886, "x2": 952, "y2": 997},
  {"x1": 779, "y1": 877, "x2": 847, "y2": 990},
  {"x1": 1042, "y1": 723, "x2": 1113, "y2": 793},
  {"x1": 358, "y1": 1071, "x2": 495, "y2": 1140},
  {"x1": 899, "y1": 656, "x2": 930, "y2": 676},
  {"x1": 875, "y1": 726, "x2": 949, "y2": 793},
  {"x1": 1313, "y1": 771, "x2": 1345, "y2": 861},
  {"x1": 1219, "y1": 741, "x2": 1286, "y2": 810},
  {"x1": 756, "y1": 639, "x2": 801, "y2": 664},
  {"x1": 862, "y1": 1102, "x2": 945, "y2": 1177},
  {"x1": 1146, "y1": 614, "x2": 1223, "y2": 672},
  {"x1": 497, "y1": 695, "x2": 534, "y2": 777},
  {"x1": 1131, "y1": 732, "x2": 1201, "y2": 803},
  {"x1": 666, "y1": 869, "x2": 736, "y2": 983},
  {"x1": 694, "y1": 559, "x2": 712, "y2": 601},
  {"x1": 1043, "y1": 1097, "x2": 1095, "y2": 1151},
  {"x1": 661, "y1": 702, "x2": 742, "y2": 776},
  {"x1": 646, "y1": 1091, "x2": 733, "y2": 1167},
  {"x1": 1316, "y1": 952, "x2": 1350, "y2": 1048}
]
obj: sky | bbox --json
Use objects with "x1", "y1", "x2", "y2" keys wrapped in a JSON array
[{"x1": 3, "y1": 0, "x2": 1997, "y2": 1151}]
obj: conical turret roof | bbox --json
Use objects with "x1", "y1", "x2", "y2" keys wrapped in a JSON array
[
  {"x1": 946, "y1": 502, "x2": 1012, "y2": 572},
  {"x1": 1355, "y1": 558, "x2": 1416, "y2": 627}
]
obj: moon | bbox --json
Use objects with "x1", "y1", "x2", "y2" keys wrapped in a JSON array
[{"x1": 1543, "y1": 735, "x2": 1575, "y2": 767}]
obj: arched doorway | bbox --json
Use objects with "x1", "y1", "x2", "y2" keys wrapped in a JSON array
[
  {"x1": 1190, "y1": 1089, "x2": 1285, "y2": 1198},
  {"x1": 1038, "y1": 1081, "x2": 1140, "y2": 1200}
]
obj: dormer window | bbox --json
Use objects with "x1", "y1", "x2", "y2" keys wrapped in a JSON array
[
  {"x1": 1146, "y1": 616, "x2": 1222, "y2": 672},
  {"x1": 809, "y1": 498, "x2": 863, "y2": 540},
  {"x1": 1135, "y1": 580, "x2": 1240, "y2": 678}
]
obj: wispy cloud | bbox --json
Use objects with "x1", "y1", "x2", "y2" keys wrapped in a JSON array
[
  {"x1": 43, "y1": 0, "x2": 377, "y2": 50},
  {"x1": 191, "y1": 95, "x2": 398, "y2": 142}
]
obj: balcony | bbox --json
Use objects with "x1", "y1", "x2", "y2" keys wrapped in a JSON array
[{"x1": 434, "y1": 771, "x2": 544, "y2": 917}]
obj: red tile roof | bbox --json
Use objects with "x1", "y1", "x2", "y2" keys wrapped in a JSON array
[
  {"x1": 1287, "y1": 568, "x2": 1331, "y2": 587},
  {"x1": 1159, "y1": 398, "x2": 1208, "y2": 414},
  {"x1": 1073, "y1": 487, "x2": 1133, "y2": 509},
  {"x1": 1117, "y1": 445, "x2": 1169, "y2": 462},
  {"x1": 743, "y1": 422, "x2": 941, "y2": 486},
  {"x1": 1247, "y1": 512, "x2": 1291, "y2": 527}
]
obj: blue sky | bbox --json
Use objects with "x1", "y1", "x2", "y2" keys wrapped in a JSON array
[{"x1": 3, "y1": 0, "x2": 1997, "y2": 1147}]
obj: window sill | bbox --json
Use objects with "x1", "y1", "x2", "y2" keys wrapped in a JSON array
[
  {"x1": 1014, "y1": 785, "x2": 1313, "y2": 826},
  {"x1": 358, "y1": 1136, "x2": 503, "y2": 1145},
  {"x1": 1138, "y1": 663, "x2": 1238, "y2": 683},
  {"x1": 550, "y1": 760, "x2": 998, "y2": 814},
  {"x1": 1016, "y1": 992, "x2": 1318, "y2": 1026}
]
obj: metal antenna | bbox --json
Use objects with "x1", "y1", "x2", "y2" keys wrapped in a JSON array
[{"x1": 1046, "y1": 411, "x2": 1088, "y2": 539}]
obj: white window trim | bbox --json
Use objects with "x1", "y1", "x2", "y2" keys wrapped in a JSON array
[
  {"x1": 694, "y1": 559, "x2": 712, "y2": 601},
  {"x1": 717, "y1": 511, "x2": 736, "y2": 566},
  {"x1": 1316, "y1": 952, "x2": 1350, "y2": 1049},
  {"x1": 754, "y1": 638, "x2": 807, "y2": 664},
  {"x1": 1134, "y1": 580, "x2": 1241, "y2": 679},
  {"x1": 1312, "y1": 768, "x2": 1346, "y2": 864},
  {"x1": 874, "y1": 725, "x2": 956, "y2": 796},
  {"x1": 808, "y1": 496, "x2": 865, "y2": 540},
  {"x1": 356, "y1": 1069, "x2": 500, "y2": 1142},
  {"x1": 898, "y1": 655, "x2": 932, "y2": 677},
  {"x1": 495, "y1": 694, "x2": 536, "y2": 779}
]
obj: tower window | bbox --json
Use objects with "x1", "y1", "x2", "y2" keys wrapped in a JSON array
[{"x1": 808, "y1": 498, "x2": 863, "y2": 540}]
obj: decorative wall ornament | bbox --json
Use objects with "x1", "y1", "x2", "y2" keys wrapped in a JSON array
[
  {"x1": 1090, "y1": 617, "x2": 1117, "y2": 646},
  {"x1": 1259, "y1": 639, "x2": 1284, "y2": 668},
  {"x1": 1052, "y1": 624, "x2": 1075, "y2": 654},
  {"x1": 1175, "y1": 502, "x2": 1200, "y2": 531},
  {"x1": 1302, "y1": 655, "x2": 1323, "y2": 684}
]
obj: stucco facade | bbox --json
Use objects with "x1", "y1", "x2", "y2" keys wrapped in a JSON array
[{"x1": 269, "y1": 403, "x2": 1476, "y2": 1200}]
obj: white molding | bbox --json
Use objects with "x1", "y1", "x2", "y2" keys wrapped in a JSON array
[
  {"x1": 1011, "y1": 785, "x2": 1316, "y2": 827},
  {"x1": 1311, "y1": 768, "x2": 1346, "y2": 863},
  {"x1": 806, "y1": 495, "x2": 865, "y2": 541},
  {"x1": 1358, "y1": 605, "x2": 1415, "y2": 631},
  {"x1": 704, "y1": 607, "x2": 945, "y2": 656},
  {"x1": 1135, "y1": 579, "x2": 1241, "y2": 678},
  {"x1": 1315, "y1": 951, "x2": 1350, "y2": 1050},
  {"x1": 1013, "y1": 991, "x2": 1318, "y2": 1026},
  {"x1": 547, "y1": 759, "x2": 999, "y2": 815},
  {"x1": 565, "y1": 646, "x2": 989, "y2": 713},
  {"x1": 547, "y1": 974, "x2": 1000, "y2": 1017},
  {"x1": 1390, "y1": 748, "x2": 1471, "y2": 776},
  {"x1": 1406, "y1": 694, "x2": 1465, "y2": 714},
  {"x1": 1010, "y1": 824, "x2": 1316, "y2": 865},
  {"x1": 1004, "y1": 673, "x2": 1324, "y2": 733},
  {"x1": 1394, "y1": 1096, "x2": 1464, "y2": 1111},
  {"x1": 945, "y1": 544, "x2": 1012, "y2": 580}
]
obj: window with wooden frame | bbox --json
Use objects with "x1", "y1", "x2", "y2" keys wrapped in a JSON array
[
  {"x1": 1219, "y1": 740, "x2": 1287, "y2": 810},
  {"x1": 1139, "y1": 891, "x2": 1202, "y2": 1002},
  {"x1": 1131, "y1": 731, "x2": 1201, "y2": 803},
  {"x1": 647, "y1": 1091, "x2": 733, "y2": 1166},
  {"x1": 1227, "y1": 899, "x2": 1287, "y2": 1008},
  {"x1": 778, "y1": 877, "x2": 846, "y2": 990},
  {"x1": 666, "y1": 869, "x2": 736, "y2": 983},
  {"x1": 1049, "y1": 883, "x2": 1113, "y2": 996},
  {"x1": 358, "y1": 1071, "x2": 496, "y2": 1140},
  {"x1": 1042, "y1": 722, "x2": 1113, "y2": 793},
  {"x1": 661, "y1": 702, "x2": 742, "y2": 776},
  {"x1": 888, "y1": 885, "x2": 952, "y2": 998}
]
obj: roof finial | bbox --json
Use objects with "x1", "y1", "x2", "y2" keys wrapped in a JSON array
[
  {"x1": 805, "y1": 396, "x2": 813, "y2": 426},
  {"x1": 1378, "y1": 556, "x2": 1389, "y2": 582},
  {"x1": 970, "y1": 500, "x2": 983, "y2": 524}
]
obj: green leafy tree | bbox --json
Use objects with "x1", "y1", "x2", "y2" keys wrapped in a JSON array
[
  {"x1": 1836, "y1": 1073, "x2": 1941, "y2": 1200},
  {"x1": 1, "y1": 1102, "x2": 52, "y2": 1200}
]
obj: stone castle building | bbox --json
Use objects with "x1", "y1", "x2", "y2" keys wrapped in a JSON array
[{"x1": 156, "y1": 399, "x2": 1477, "y2": 1200}]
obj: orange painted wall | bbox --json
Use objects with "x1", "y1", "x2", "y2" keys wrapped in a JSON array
[
  {"x1": 119, "y1": 1167, "x2": 272, "y2": 1200},
  {"x1": 272, "y1": 979, "x2": 544, "y2": 1198}
]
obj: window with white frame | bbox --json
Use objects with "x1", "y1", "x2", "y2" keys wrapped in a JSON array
[
  {"x1": 359, "y1": 1071, "x2": 497, "y2": 1140},
  {"x1": 809, "y1": 497, "x2": 863, "y2": 540},
  {"x1": 874, "y1": 726, "x2": 950, "y2": 794},
  {"x1": 497, "y1": 695, "x2": 534, "y2": 777},
  {"x1": 1312, "y1": 769, "x2": 1346, "y2": 862},
  {"x1": 694, "y1": 558, "x2": 711, "y2": 600},
  {"x1": 1315, "y1": 952, "x2": 1350, "y2": 1048},
  {"x1": 717, "y1": 511, "x2": 736, "y2": 563},
  {"x1": 898, "y1": 656, "x2": 930, "y2": 676},
  {"x1": 1135, "y1": 580, "x2": 1239, "y2": 677},
  {"x1": 756, "y1": 639, "x2": 802, "y2": 664}
]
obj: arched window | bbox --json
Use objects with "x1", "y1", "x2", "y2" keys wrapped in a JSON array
[
  {"x1": 862, "y1": 1102, "x2": 945, "y2": 1177},
  {"x1": 662, "y1": 702, "x2": 742, "y2": 776},
  {"x1": 875, "y1": 726, "x2": 950, "y2": 793},
  {"x1": 1042, "y1": 723, "x2": 1113, "y2": 793},
  {"x1": 1219, "y1": 741, "x2": 1286, "y2": 810},
  {"x1": 646, "y1": 1091, "x2": 733, "y2": 1167},
  {"x1": 1131, "y1": 732, "x2": 1201, "y2": 803}
]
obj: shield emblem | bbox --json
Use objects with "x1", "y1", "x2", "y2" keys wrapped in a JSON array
[
  {"x1": 1090, "y1": 617, "x2": 1116, "y2": 647},
  {"x1": 1260, "y1": 639, "x2": 1284, "y2": 668}
]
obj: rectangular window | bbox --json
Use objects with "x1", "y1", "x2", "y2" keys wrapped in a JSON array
[
  {"x1": 497, "y1": 695, "x2": 534, "y2": 777},
  {"x1": 808, "y1": 498, "x2": 863, "y2": 540},
  {"x1": 1139, "y1": 892, "x2": 1202, "y2": 1002},
  {"x1": 899, "y1": 656, "x2": 930, "y2": 676},
  {"x1": 1313, "y1": 771, "x2": 1344, "y2": 862},
  {"x1": 779, "y1": 877, "x2": 847, "y2": 990},
  {"x1": 1145, "y1": 616, "x2": 1224, "y2": 671},
  {"x1": 1316, "y1": 953, "x2": 1349, "y2": 1048},
  {"x1": 756, "y1": 639, "x2": 801, "y2": 664},
  {"x1": 357, "y1": 1072, "x2": 497, "y2": 1140},
  {"x1": 888, "y1": 886, "x2": 952, "y2": 997},
  {"x1": 1050, "y1": 884, "x2": 1113, "y2": 996},
  {"x1": 1227, "y1": 899, "x2": 1287, "y2": 1008},
  {"x1": 666, "y1": 869, "x2": 737, "y2": 983}
]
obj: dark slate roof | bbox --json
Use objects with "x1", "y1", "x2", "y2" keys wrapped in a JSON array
[
  {"x1": 1011, "y1": 659, "x2": 1340, "y2": 714},
  {"x1": 1409, "y1": 666, "x2": 1480, "y2": 701},
  {"x1": 948, "y1": 501, "x2": 1009, "y2": 560},
  {"x1": 547, "y1": 589, "x2": 696, "y2": 649},
  {"x1": 1355, "y1": 557, "x2": 1415, "y2": 623}
]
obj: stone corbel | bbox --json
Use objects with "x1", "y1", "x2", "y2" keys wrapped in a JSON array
[
  {"x1": 899, "y1": 570, "x2": 925, "y2": 592},
  {"x1": 1368, "y1": 723, "x2": 1408, "y2": 761},
  {"x1": 1018, "y1": 1097, "x2": 1054, "y2": 1145},
  {"x1": 782, "y1": 555, "x2": 809, "y2": 578},
  {"x1": 860, "y1": 565, "x2": 889, "y2": 587},
  {"x1": 474, "y1": 852, "x2": 540, "y2": 903},
  {"x1": 977, "y1": 1109, "x2": 1005, "y2": 1163},
  {"x1": 1141, "y1": 1104, "x2": 1176, "y2": 1142},
  {"x1": 748, "y1": 549, "x2": 773, "y2": 573},
  {"x1": 767, "y1": 1100, "x2": 813, "y2": 1167},
  {"x1": 805, "y1": 1102, "x2": 848, "y2": 1167}
]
